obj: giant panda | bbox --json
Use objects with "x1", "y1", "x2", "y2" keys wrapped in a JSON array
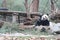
[
  {"x1": 40, "y1": 14, "x2": 50, "y2": 32},
  {"x1": 41, "y1": 14, "x2": 49, "y2": 26},
  {"x1": 34, "y1": 14, "x2": 50, "y2": 26},
  {"x1": 34, "y1": 14, "x2": 50, "y2": 32}
]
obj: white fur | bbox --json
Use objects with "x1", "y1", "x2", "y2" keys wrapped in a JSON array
[
  {"x1": 41, "y1": 14, "x2": 49, "y2": 20},
  {"x1": 49, "y1": 22, "x2": 60, "y2": 33}
]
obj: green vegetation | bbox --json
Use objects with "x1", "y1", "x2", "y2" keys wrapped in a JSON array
[
  {"x1": 0, "y1": 22, "x2": 51, "y2": 35},
  {"x1": 0, "y1": 0, "x2": 60, "y2": 14},
  {"x1": 0, "y1": 22, "x2": 19, "y2": 33}
]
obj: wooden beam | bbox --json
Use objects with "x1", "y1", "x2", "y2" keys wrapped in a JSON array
[{"x1": 0, "y1": 11, "x2": 41, "y2": 14}]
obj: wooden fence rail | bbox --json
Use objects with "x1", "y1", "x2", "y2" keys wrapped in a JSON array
[{"x1": 0, "y1": 11, "x2": 42, "y2": 23}]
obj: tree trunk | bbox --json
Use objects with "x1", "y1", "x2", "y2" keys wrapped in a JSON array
[
  {"x1": 30, "y1": 0, "x2": 39, "y2": 12},
  {"x1": 51, "y1": 0, "x2": 56, "y2": 13},
  {"x1": 50, "y1": 0, "x2": 58, "y2": 20},
  {"x1": 51, "y1": 0, "x2": 54, "y2": 11},
  {"x1": 25, "y1": 0, "x2": 29, "y2": 12},
  {"x1": 24, "y1": 0, "x2": 39, "y2": 25},
  {"x1": 24, "y1": 0, "x2": 39, "y2": 18},
  {"x1": 24, "y1": 0, "x2": 30, "y2": 18},
  {"x1": 2, "y1": 0, "x2": 7, "y2": 8}
]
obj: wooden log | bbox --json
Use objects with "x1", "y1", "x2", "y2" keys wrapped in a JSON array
[{"x1": 19, "y1": 23, "x2": 34, "y2": 30}]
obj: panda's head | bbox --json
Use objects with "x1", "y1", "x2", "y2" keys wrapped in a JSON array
[{"x1": 41, "y1": 14, "x2": 49, "y2": 20}]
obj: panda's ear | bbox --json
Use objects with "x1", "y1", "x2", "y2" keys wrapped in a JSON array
[{"x1": 47, "y1": 14, "x2": 49, "y2": 15}]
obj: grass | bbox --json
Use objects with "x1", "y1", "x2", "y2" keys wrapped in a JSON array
[{"x1": 0, "y1": 22, "x2": 52, "y2": 35}]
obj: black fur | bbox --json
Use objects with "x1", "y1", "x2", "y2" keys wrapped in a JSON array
[{"x1": 35, "y1": 19, "x2": 49, "y2": 26}]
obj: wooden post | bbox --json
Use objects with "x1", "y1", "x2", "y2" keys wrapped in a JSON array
[
  {"x1": 18, "y1": 14, "x2": 20, "y2": 23},
  {"x1": 12, "y1": 13, "x2": 17, "y2": 23},
  {"x1": 3, "y1": 14, "x2": 6, "y2": 21}
]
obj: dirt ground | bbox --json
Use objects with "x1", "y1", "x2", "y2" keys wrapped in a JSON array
[{"x1": 0, "y1": 35, "x2": 60, "y2": 40}]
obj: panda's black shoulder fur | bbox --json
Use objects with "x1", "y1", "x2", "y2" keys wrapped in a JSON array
[{"x1": 35, "y1": 14, "x2": 49, "y2": 26}]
